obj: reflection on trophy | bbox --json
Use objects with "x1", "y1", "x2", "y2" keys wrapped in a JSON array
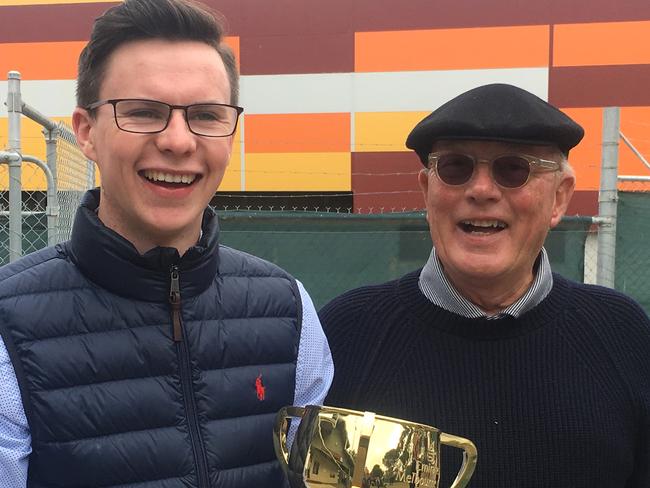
[{"x1": 274, "y1": 405, "x2": 477, "y2": 488}]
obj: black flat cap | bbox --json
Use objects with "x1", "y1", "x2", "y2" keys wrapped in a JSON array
[{"x1": 406, "y1": 83, "x2": 584, "y2": 165}]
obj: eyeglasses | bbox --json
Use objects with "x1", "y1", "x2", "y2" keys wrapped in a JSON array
[
  {"x1": 427, "y1": 152, "x2": 562, "y2": 189},
  {"x1": 86, "y1": 98, "x2": 244, "y2": 137}
]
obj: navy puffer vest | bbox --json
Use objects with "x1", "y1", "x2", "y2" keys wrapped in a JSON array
[{"x1": 0, "y1": 190, "x2": 300, "y2": 487}]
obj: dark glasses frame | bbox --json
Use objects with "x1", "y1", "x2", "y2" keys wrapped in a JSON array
[
  {"x1": 427, "y1": 151, "x2": 562, "y2": 189},
  {"x1": 85, "y1": 98, "x2": 244, "y2": 138}
]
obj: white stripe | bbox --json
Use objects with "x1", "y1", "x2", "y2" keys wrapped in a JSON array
[
  {"x1": 1, "y1": 68, "x2": 548, "y2": 118},
  {"x1": 240, "y1": 73, "x2": 354, "y2": 114},
  {"x1": 0, "y1": 79, "x2": 77, "y2": 118},
  {"x1": 242, "y1": 68, "x2": 548, "y2": 114},
  {"x1": 351, "y1": 68, "x2": 548, "y2": 113}
]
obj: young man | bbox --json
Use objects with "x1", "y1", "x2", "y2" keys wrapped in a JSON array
[
  {"x1": 0, "y1": 1, "x2": 332, "y2": 486},
  {"x1": 320, "y1": 84, "x2": 650, "y2": 487}
]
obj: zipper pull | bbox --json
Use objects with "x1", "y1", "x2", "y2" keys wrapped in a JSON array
[{"x1": 169, "y1": 266, "x2": 183, "y2": 342}]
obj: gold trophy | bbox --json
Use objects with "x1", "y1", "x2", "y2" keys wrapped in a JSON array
[{"x1": 274, "y1": 405, "x2": 477, "y2": 488}]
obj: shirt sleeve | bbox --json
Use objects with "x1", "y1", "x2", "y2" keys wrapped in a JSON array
[
  {"x1": 293, "y1": 280, "x2": 334, "y2": 407},
  {"x1": 0, "y1": 335, "x2": 30, "y2": 488}
]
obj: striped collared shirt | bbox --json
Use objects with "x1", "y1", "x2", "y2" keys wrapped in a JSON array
[{"x1": 418, "y1": 247, "x2": 553, "y2": 320}]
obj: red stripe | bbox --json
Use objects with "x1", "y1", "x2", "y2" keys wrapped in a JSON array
[
  {"x1": 352, "y1": 152, "x2": 424, "y2": 212},
  {"x1": 566, "y1": 191, "x2": 598, "y2": 216},
  {"x1": 240, "y1": 33, "x2": 353, "y2": 75},
  {"x1": 0, "y1": 3, "x2": 115, "y2": 43},
  {"x1": 549, "y1": 65, "x2": 650, "y2": 107},
  {"x1": 210, "y1": 0, "x2": 650, "y2": 35}
]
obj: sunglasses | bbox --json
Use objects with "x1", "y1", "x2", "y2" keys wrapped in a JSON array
[{"x1": 427, "y1": 152, "x2": 562, "y2": 189}]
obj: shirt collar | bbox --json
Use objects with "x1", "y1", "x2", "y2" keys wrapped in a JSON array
[{"x1": 418, "y1": 247, "x2": 553, "y2": 319}]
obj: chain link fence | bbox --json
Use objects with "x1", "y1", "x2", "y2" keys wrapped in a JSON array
[
  {"x1": 0, "y1": 122, "x2": 91, "y2": 263},
  {"x1": 1, "y1": 71, "x2": 94, "y2": 264},
  {"x1": 216, "y1": 212, "x2": 595, "y2": 309},
  {"x1": 616, "y1": 192, "x2": 650, "y2": 312},
  {"x1": 54, "y1": 127, "x2": 96, "y2": 243}
]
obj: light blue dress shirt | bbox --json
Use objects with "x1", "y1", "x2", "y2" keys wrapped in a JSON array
[
  {"x1": 418, "y1": 246, "x2": 553, "y2": 319},
  {"x1": 0, "y1": 280, "x2": 333, "y2": 487}
]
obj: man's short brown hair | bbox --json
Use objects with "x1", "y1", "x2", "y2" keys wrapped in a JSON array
[{"x1": 77, "y1": 0, "x2": 239, "y2": 109}]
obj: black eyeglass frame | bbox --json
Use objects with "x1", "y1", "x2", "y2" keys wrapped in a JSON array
[
  {"x1": 427, "y1": 151, "x2": 562, "y2": 189},
  {"x1": 85, "y1": 98, "x2": 244, "y2": 138}
]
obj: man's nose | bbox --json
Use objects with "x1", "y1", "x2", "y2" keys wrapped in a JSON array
[
  {"x1": 465, "y1": 160, "x2": 501, "y2": 200},
  {"x1": 155, "y1": 109, "x2": 197, "y2": 154}
]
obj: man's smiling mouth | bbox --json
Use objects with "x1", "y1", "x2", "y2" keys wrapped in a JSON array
[
  {"x1": 141, "y1": 170, "x2": 198, "y2": 185},
  {"x1": 459, "y1": 219, "x2": 508, "y2": 234}
]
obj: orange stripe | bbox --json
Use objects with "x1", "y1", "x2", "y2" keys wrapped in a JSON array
[
  {"x1": 562, "y1": 107, "x2": 602, "y2": 191},
  {"x1": 355, "y1": 25, "x2": 549, "y2": 72},
  {"x1": 0, "y1": 41, "x2": 86, "y2": 80},
  {"x1": 0, "y1": 37, "x2": 238, "y2": 81},
  {"x1": 553, "y1": 21, "x2": 650, "y2": 67},
  {"x1": 245, "y1": 113, "x2": 350, "y2": 153},
  {"x1": 562, "y1": 106, "x2": 650, "y2": 192},
  {"x1": 620, "y1": 106, "x2": 650, "y2": 179},
  {"x1": 223, "y1": 36, "x2": 240, "y2": 67}
]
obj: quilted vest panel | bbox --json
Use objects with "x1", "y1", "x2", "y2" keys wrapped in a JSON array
[{"x1": 0, "y1": 243, "x2": 300, "y2": 488}]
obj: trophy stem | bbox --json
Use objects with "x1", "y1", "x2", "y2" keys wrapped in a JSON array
[{"x1": 351, "y1": 411, "x2": 375, "y2": 488}]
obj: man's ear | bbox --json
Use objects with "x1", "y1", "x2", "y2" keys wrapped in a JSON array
[
  {"x1": 417, "y1": 168, "x2": 430, "y2": 195},
  {"x1": 417, "y1": 168, "x2": 431, "y2": 219},
  {"x1": 550, "y1": 169, "x2": 576, "y2": 228},
  {"x1": 72, "y1": 107, "x2": 98, "y2": 161}
]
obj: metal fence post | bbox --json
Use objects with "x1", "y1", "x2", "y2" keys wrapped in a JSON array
[
  {"x1": 596, "y1": 107, "x2": 620, "y2": 288},
  {"x1": 44, "y1": 126, "x2": 60, "y2": 244},
  {"x1": 44, "y1": 126, "x2": 59, "y2": 189},
  {"x1": 7, "y1": 71, "x2": 23, "y2": 262}
]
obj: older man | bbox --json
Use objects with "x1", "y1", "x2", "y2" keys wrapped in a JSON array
[{"x1": 319, "y1": 84, "x2": 650, "y2": 488}]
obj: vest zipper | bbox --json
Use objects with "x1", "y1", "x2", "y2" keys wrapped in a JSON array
[
  {"x1": 169, "y1": 267, "x2": 183, "y2": 342},
  {"x1": 169, "y1": 266, "x2": 211, "y2": 487}
]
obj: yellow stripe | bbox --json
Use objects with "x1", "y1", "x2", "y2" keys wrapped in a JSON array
[
  {"x1": 245, "y1": 153, "x2": 351, "y2": 191},
  {"x1": 355, "y1": 112, "x2": 430, "y2": 152},
  {"x1": 0, "y1": 117, "x2": 64, "y2": 189},
  {"x1": 218, "y1": 137, "x2": 242, "y2": 191}
]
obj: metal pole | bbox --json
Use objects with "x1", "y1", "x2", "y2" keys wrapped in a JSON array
[
  {"x1": 44, "y1": 126, "x2": 60, "y2": 243},
  {"x1": 596, "y1": 107, "x2": 620, "y2": 288},
  {"x1": 7, "y1": 71, "x2": 23, "y2": 262}
]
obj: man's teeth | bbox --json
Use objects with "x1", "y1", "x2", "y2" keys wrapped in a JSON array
[
  {"x1": 143, "y1": 170, "x2": 196, "y2": 184},
  {"x1": 461, "y1": 220, "x2": 506, "y2": 229}
]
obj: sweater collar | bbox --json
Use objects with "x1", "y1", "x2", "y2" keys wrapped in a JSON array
[
  {"x1": 399, "y1": 269, "x2": 570, "y2": 340},
  {"x1": 418, "y1": 247, "x2": 553, "y2": 319},
  {"x1": 68, "y1": 189, "x2": 220, "y2": 302}
]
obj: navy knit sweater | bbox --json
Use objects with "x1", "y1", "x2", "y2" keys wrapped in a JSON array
[{"x1": 319, "y1": 270, "x2": 650, "y2": 488}]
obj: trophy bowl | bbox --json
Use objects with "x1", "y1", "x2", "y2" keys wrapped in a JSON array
[{"x1": 274, "y1": 405, "x2": 477, "y2": 488}]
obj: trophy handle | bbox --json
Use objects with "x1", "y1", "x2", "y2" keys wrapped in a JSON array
[
  {"x1": 440, "y1": 432, "x2": 478, "y2": 488},
  {"x1": 273, "y1": 406, "x2": 305, "y2": 470}
]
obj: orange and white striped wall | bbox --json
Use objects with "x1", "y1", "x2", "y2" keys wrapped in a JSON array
[{"x1": 1, "y1": 0, "x2": 650, "y2": 214}]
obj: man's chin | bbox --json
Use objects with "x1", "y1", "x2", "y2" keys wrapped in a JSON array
[{"x1": 445, "y1": 257, "x2": 512, "y2": 284}]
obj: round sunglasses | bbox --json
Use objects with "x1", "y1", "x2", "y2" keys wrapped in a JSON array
[{"x1": 427, "y1": 152, "x2": 562, "y2": 189}]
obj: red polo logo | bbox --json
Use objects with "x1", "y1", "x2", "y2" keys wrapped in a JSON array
[{"x1": 255, "y1": 374, "x2": 266, "y2": 401}]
